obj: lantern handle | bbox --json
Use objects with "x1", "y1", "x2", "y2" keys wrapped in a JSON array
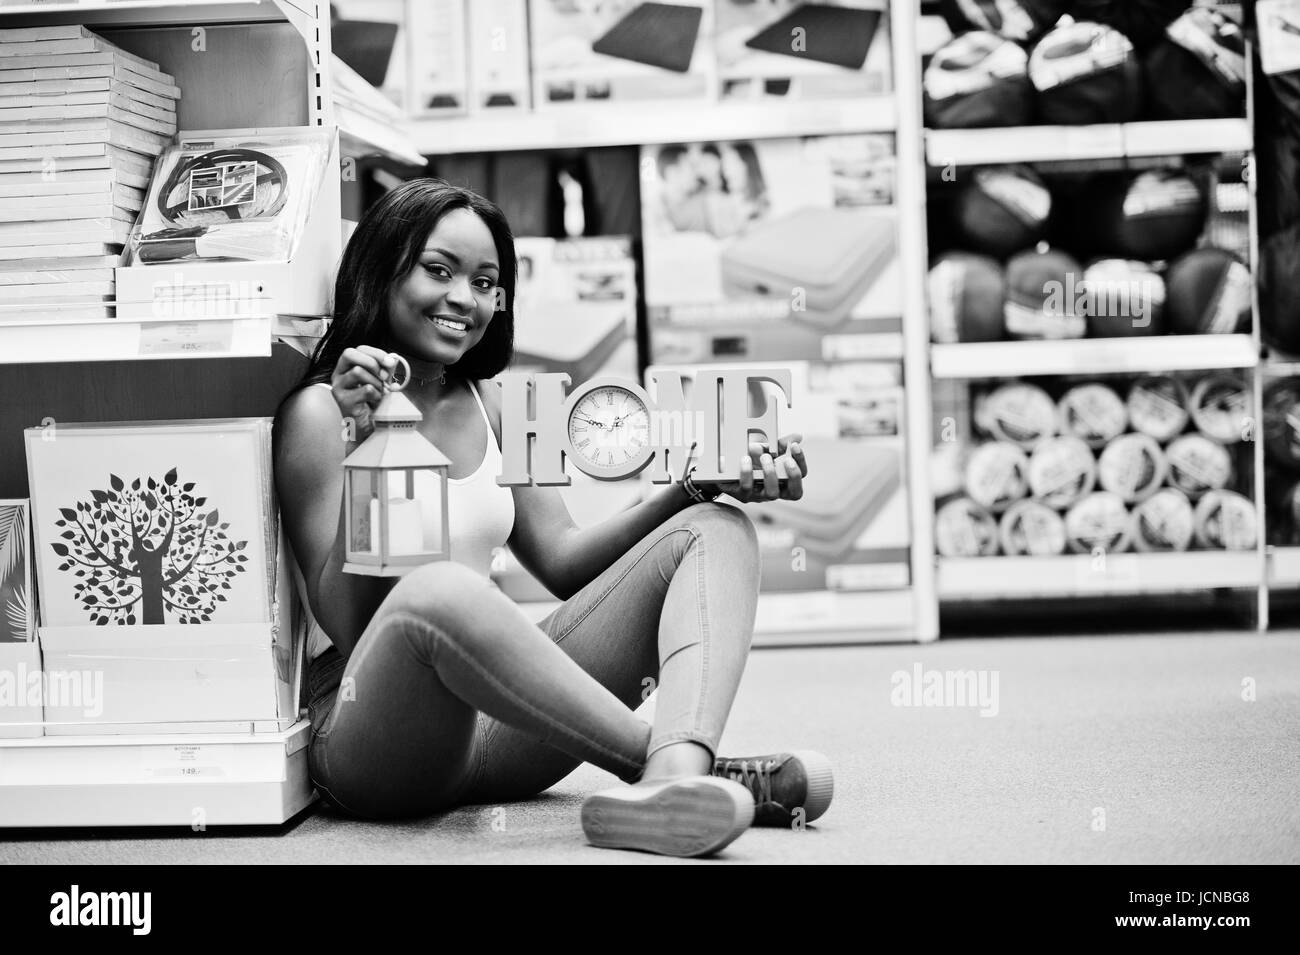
[{"x1": 386, "y1": 353, "x2": 411, "y2": 393}]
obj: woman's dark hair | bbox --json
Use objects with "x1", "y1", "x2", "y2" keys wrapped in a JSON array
[{"x1": 302, "y1": 178, "x2": 516, "y2": 387}]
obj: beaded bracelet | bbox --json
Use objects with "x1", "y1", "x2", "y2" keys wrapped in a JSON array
[{"x1": 682, "y1": 467, "x2": 721, "y2": 504}]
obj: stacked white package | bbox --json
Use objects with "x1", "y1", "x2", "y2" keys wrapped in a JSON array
[{"x1": 0, "y1": 24, "x2": 180, "y2": 323}]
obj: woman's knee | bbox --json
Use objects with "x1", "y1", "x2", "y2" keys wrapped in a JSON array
[
  {"x1": 386, "y1": 561, "x2": 491, "y2": 623},
  {"x1": 682, "y1": 501, "x2": 759, "y2": 555}
]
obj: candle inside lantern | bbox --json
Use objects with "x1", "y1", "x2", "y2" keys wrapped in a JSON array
[{"x1": 369, "y1": 496, "x2": 425, "y2": 556}]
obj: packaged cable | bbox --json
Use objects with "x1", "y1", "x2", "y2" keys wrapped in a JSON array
[
  {"x1": 1098, "y1": 433, "x2": 1167, "y2": 503},
  {"x1": 126, "y1": 128, "x2": 331, "y2": 264},
  {"x1": 1065, "y1": 491, "x2": 1134, "y2": 554},
  {"x1": 1127, "y1": 375, "x2": 1190, "y2": 442},
  {"x1": 999, "y1": 498, "x2": 1068, "y2": 555},
  {"x1": 1058, "y1": 383, "x2": 1128, "y2": 449},
  {"x1": 964, "y1": 441, "x2": 1031, "y2": 513},
  {"x1": 1132, "y1": 487, "x2": 1195, "y2": 551},
  {"x1": 936, "y1": 497, "x2": 1001, "y2": 557},
  {"x1": 1192, "y1": 489, "x2": 1257, "y2": 550},
  {"x1": 1027, "y1": 435, "x2": 1097, "y2": 510}
]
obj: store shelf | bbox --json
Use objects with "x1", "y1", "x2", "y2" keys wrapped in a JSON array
[
  {"x1": 925, "y1": 118, "x2": 1252, "y2": 166},
  {"x1": 0, "y1": 311, "x2": 327, "y2": 363},
  {"x1": 0, "y1": 0, "x2": 305, "y2": 28},
  {"x1": 1268, "y1": 547, "x2": 1300, "y2": 586},
  {"x1": 0, "y1": 719, "x2": 315, "y2": 827},
  {"x1": 333, "y1": 54, "x2": 425, "y2": 167},
  {"x1": 939, "y1": 552, "x2": 1260, "y2": 600},
  {"x1": 410, "y1": 97, "x2": 898, "y2": 155},
  {"x1": 930, "y1": 335, "x2": 1257, "y2": 380},
  {"x1": 514, "y1": 589, "x2": 919, "y2": 647}
]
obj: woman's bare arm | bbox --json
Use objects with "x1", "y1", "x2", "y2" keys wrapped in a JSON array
[
  {"x1": 274, "y1": 385, "x2": 395, "y2": 657},
  {"x1": 479, "y1": 381, "x2": 805, "y2": 601}
]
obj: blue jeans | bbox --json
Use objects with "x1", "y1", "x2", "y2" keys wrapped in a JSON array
[{"x1": 306, "y1": 502, "x2": 760, "y2": 819}]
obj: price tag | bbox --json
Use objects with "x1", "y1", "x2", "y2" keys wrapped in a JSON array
[
  {"x1": 142, "y1": 744, "x2": 234, "y2": 779},
  {"x1": 139, "y1": 321, "x2": 234, "y2": 356},
  {"x1": 1072, "y1": 552, "x2": 1140, "y2": 590},
  {"x1": 827, "y1": 562, "x2": 909, "y2": 591},
  {"x1": 822, "y1": 333, "x2": 904, "y2": 361}
]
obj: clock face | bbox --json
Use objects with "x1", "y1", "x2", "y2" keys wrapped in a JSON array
[{"x1": 567, "y1": 384, "x2": 651, "y2": 477}]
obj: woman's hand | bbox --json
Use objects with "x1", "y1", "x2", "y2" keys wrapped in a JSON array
[
  {"x1": 331, "y1": 346, "x2": 398, "y2": 441},
  {"x1": 706, "y1": 433, "x2": 808, "y2": 504}
]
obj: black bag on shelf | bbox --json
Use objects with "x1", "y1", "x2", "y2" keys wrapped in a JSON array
[
  {"x1": 1070, "y1": 0, "x2": 1193, "y2": 52},
  {"x1": 1143, "y1": 6, "x2": 1247, "y2": 119},
  {"x1": 1085, "y1": 168, "x2": 1208, "y2": 261},
  {"x1": 924, "y1": 30, "x2": 1035, "y2": 128},
  {"x1": 938, "y1": 0, "x2": 1069, "y2": 43},
  {"x1": 1029, "y1": 20, "x2": 1143, "y2": 124},
  {"x1": 952, "y1": 163, "x2": 1052, "y2": 257}
]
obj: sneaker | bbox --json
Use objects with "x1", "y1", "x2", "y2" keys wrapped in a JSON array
[
  {"x1": 713, "y1": 750, "x2": 834, "y2": 827},
  {"x1": 580, "y1": 776, "x2": 754, "y2": 857}
]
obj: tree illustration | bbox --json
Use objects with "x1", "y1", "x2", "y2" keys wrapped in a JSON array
[{"x1": 51, "y1": 468, "x2": 250, "y2": 625}]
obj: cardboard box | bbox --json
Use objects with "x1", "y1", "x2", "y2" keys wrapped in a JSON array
[
  {"x1": 468, "y1": 0, "x2": 532, "y2": 112},
  {"x1": 529, "y1": 0, "x2": 716, "y2": 106},
  {"x1": 406, "y1": 0, "x2": 469, "y2": 116},
  {"x1": 510, "y1": 235, "x2": 637, "y2": 382},
  {"x1": 716, "y1": 0, "x2": 892, "y2": 100},
  {"x1": 645, "y1": 360, "x2": 911, "y2": 593},
  {"x1": 642, "y1": 134, "x2": 900, "y2": 363}
]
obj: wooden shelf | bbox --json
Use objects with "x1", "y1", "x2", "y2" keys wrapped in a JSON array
[
  {"x1": 411, "y1": 97, "x2": 898, "y2": 155},
  {"x1": 930, "y1": 335, "x2": 1257, "y2": 380}
]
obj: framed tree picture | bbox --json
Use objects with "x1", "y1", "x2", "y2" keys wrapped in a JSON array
[
  {"x1": 0, "y1": 500, "x2": 33, "y2": 643},
  {"x1": 25, "y1": 419, "x2": 274, "y2": 628}
]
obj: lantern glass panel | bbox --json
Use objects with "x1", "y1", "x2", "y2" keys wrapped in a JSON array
[
  {"x1": 384, "y1": 467, "x2": 444, "y2": 555},
  {"x1": 348, "y1": 469, "x2": 377, "y2": 555}
]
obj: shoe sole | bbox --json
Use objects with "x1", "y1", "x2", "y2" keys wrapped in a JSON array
[{"x1": 581, "y1": 778, "x2": 755, "y2": 858}]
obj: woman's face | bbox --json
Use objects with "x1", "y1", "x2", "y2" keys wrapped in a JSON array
[{"x1": 387, "y1": 207, "x2": 501, "y2": 368}]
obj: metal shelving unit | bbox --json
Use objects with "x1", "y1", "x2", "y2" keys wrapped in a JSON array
[
  {"x1": 0, "y1": 0, "x2": 334, "y2": 827},
  {"x1": 915, "y1": 19, "x2": 1268, "y2": 627}
]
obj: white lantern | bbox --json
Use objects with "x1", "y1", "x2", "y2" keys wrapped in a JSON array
[{"x1": 342, "y1": 356, "x2": 452, "y2": 576}]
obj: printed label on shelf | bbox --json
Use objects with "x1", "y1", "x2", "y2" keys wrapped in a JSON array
[
  {"x1": 1072, "y1": 552, "x2": 1140, "y2": 589},
  {"x1": 827, "y1": 562, "x2": 909, "y2": 591},
  {"x1": 141, "y1": 743, "x2": 235, "y2": 780},
  {"x1": 821, "y1": 333, "x2": 904, "y2": 361},
  {"x1": 1259, "y1": 1, "x2": 1300, "y2": 75},
  {"x1": 139, "y1": 321, "x2": 234, "y2": 356}
]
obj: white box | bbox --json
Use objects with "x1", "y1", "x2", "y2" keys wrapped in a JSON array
[
  {"x1": 530, "y1": 0, "x2": 716, "y2": 106},
  {"x1": 468, "y1": 0, "x2": 532, "y2": 112},
  {"x1": 37, "y1": 530, "x2": 302, "y2": 736},
  {"x1": 406, "y1": 0, "x2": 469, "y2": 116},
  {"x1": 716, "y1": 0, "x2": 892, "y2": 100},
  {"x1": 0, "y1": 642, "x2": 42, "y2": 739}
]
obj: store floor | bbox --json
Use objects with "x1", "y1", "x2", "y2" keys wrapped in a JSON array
[{"x1": 3, "y1": 631, "x2": 1297, "y2": 864}]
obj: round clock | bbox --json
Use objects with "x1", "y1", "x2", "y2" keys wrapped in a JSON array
[{"x1": 565, "y1": 380, "x2": 653, "y2": 480}]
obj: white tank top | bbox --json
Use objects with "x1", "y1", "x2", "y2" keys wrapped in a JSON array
[{"x1": 295, "y1": 380, "x2": 516, "y2": 660}]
